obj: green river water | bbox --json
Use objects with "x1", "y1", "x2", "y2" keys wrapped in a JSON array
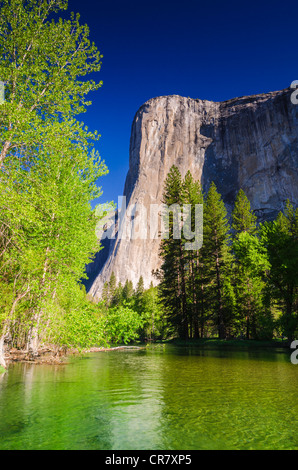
[{"x1": 0, "y1": 344, "x2": 297, "y2": 450}]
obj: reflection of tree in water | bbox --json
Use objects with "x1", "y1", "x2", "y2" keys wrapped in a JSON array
[
  {"x1": 92, "y1": 350, "x2": 164, "y2": 450},
  {"x1": 0, "y1": 364, "x2": 32, "y2": 444},
  {"x1": 1, "y1": 349, "x2": 297, "y2": 450},
  {"x1": 0, "y1": 360, "x2": 114, "y2": 449}
]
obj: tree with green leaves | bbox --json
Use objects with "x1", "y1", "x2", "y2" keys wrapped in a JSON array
[
  {"x1": 135, "y1": 276, "x2": 145, "y2": 312},
  {"x1": 232, "y1": 190, "x2": 262, "y2": 339},
  {"x1": 182, "y1": 170, "x2": 204, "y2": 338},
  {"x1": 233, "y1": 232, "x2": 272, "y2": 339},
  {"x1": 0, "y1": 0, "x2": 102, "y2": 168},
  {"x1": 122, "y1": 280, "x2": 135, "y2": 301},
  {"x1": 0, "y1": 0, "x2": 108, "y2": 366},
  {"x1": 232, "y1": 189, "x2": 257, "y2": 235},
  {"x1": 159, "y1": 166, "x2": 189, "y2": 339},
  {"x1": 112, "y1": 282, "x2": 124, "y2": 307},
  {"x1": 202, "y1": 182, "x2": 233, "y2": 339},
  {"x1": 140, "y1": 284, "x2": 164, "y2": 341},
  {"x1": 102, "y1": 282, "x2": 110, "y2": 308},
  {"x1": 104, "y1": 306, "x2": 144, "y2": 345},
  {"x1": 259, "y1": 200, "x2": 298, "y2": 342},
  {"x1": 0, "y1": 115, "x2": 108, "y2": 360},
  {"x1": 108, "y1": 272, "x2": 117, "y2": 303},
  {"x1": 136, "y1": 276, "x2": 145, "y2": 297}
]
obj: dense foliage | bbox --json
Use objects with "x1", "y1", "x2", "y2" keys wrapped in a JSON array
[
  {"x1": 158, "y1": 166, "x2": 298, "y2": 343},
  {"x1": 0, "y1": 0, "x2": 109, "y2": 366},
  {"x1": 102, "y1": 276, "x2": 166, "y2": 342}
]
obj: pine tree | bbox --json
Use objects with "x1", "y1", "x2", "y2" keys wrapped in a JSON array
[
  {"x1": 159, "y1": 166, "x2": 189, "y2": 339},
  {"x1": 232, "y1": 189, "x2": 257, "y2": 235},
  {"x1": 123, "y1": 280, "x2": 134, "y2": 301},
  {"x1": 202, "y1": 182, "x2": 233, "y2": 339},
  {"x1": 182, "y1": 171, "x2": 204, "y2": 338},
  {"x1": 108, "y1": 272, "x2": 117, "y2": 305},
  {"x1": 135, "y1": 276, "x2": 145, "y2": 313},
  {"x1": 102, "y1": 282, "x2": 110, "y2": 308},
  {"x1": 136, "y1": 276, "x2": 145, "y2": 297},
  {"x1": 112, "y1": 282, "x2": 124, "y2": 306}
]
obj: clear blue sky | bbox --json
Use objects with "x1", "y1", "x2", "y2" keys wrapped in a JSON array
[{"x1": 69, "y1": 0, "x2": 297, "y2": 208}]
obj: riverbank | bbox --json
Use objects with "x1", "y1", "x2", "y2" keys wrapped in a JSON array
[
  {"x1": 166, "y1": 338, "x2": 289, "y2": 349},
  {"x1": 0, "y1": 338, "x2": 290, "y2": 372},
  {"x1": 1, "y1": 347, "x2": 70, "y2": 369},
  {"x1": 0, "y1": 345, "x2": 147, "y2": 370}
]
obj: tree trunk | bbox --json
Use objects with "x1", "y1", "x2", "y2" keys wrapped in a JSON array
[
  {"x1": 27, "y1": 216, "x2": 55, "y2": 354},
  {"x1": 246, "y1": 317, "x2": 250, "y2": 340},
  {"x1": 0, "y1": 334, "x2": 7, "y2": 369},
  {"x1": 199, "y1": 268, "x2": 205, "y2": 338},
  {"x1": 0, "y1": 140, "x2": 11, "y2": 170},
  {"x1": 179, "y1": 242, "x2": 188, "y2": 340},
  {"x1": 191, "y1": 258, "x2": 200, "y2": 339},
  {"x1": 0, "y1": 285, "x2": 29, "y2": 368},
  {"x1": 215, "y1": 252, "x2": 226, "y2": 339},
  {"x1": 27, "y1": 312, "x2": 41, "y2": 354},
  {"x1": 285, "y1": 288, "x2": 294, "y2": 344}
]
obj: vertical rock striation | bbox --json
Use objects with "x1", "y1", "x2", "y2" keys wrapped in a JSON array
[{"x1": 89, "y1": 88, "x2": 298, "y2": 298}]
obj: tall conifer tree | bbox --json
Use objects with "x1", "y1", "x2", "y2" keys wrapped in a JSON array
[
  {"x1": 232, "y1": 189, "x2": 257, "y2": 235},
  {"x1": 159, "y1": 166, "x2": 189, "y2": 338},
  {"x1": 182, "y1": 171, "x2": 204, "y2": 338},
  {"x1": 202, "y1": 183, "x2": 233, "y2": 339}
]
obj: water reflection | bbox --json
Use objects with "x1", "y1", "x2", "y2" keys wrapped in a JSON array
[{"x1": 0, "y1": 346, "x2": 297, "y2": 450}]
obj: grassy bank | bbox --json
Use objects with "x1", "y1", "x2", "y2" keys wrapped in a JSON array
[{"x1": 165, "y1": 338, "x2": 289, "y2": 349}]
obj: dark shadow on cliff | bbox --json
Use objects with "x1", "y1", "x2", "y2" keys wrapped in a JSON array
[
  {"x1": 200, "y1": 121, "x2": 239, "y2": 208},
  {"x1": 82, "y1": 237, "x2": 112, "y2": 293}
]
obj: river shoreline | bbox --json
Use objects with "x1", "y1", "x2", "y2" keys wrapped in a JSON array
[
  {"x1": 0, "y1": 345, "x2": 147, "y2": 370},
  {"x1": 167, "y1": 338, "x2": 290, "y2": 349},
  {"x1": 0, "y1": 338, "x2": 290, "y2": 372}
]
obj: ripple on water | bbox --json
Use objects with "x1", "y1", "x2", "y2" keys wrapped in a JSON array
[{"x1": 0, "y1": 346, "x2": 297, "y2": 450}]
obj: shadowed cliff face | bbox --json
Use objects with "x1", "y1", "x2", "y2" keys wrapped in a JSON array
[{"x1": 88, "y1": 88, "x2": 298, "y2": 298}]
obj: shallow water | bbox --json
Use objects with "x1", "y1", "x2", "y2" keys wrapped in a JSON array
[{"x1": 0, "y1": 345, "x2": 297, "y2": 450}]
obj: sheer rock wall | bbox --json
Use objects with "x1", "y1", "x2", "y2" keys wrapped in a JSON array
[{"x1": 89, "y1": 88, "x2": 298, "y2": 298}]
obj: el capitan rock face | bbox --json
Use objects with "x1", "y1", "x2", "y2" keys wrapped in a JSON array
[{"x1": 88, "y1": 88, "x2": 298, "y2": 298}]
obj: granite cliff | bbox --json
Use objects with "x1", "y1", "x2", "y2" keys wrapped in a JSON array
[{"x1": 88, "y1": 88, "x2": 298, "y2": 298}]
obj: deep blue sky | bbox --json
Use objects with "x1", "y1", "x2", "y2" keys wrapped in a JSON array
[{"x1": 68, "y1": 0, "x2": 296, "y2": 208}]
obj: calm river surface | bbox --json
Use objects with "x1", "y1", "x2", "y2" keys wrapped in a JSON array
[{"x1": 0, "y1": 345, "x2": 297, "y2": 450}]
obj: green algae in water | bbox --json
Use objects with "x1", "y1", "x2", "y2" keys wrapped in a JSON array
[{"x1": 0, "y1": 345, "x2": 297, "y2": 450}]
